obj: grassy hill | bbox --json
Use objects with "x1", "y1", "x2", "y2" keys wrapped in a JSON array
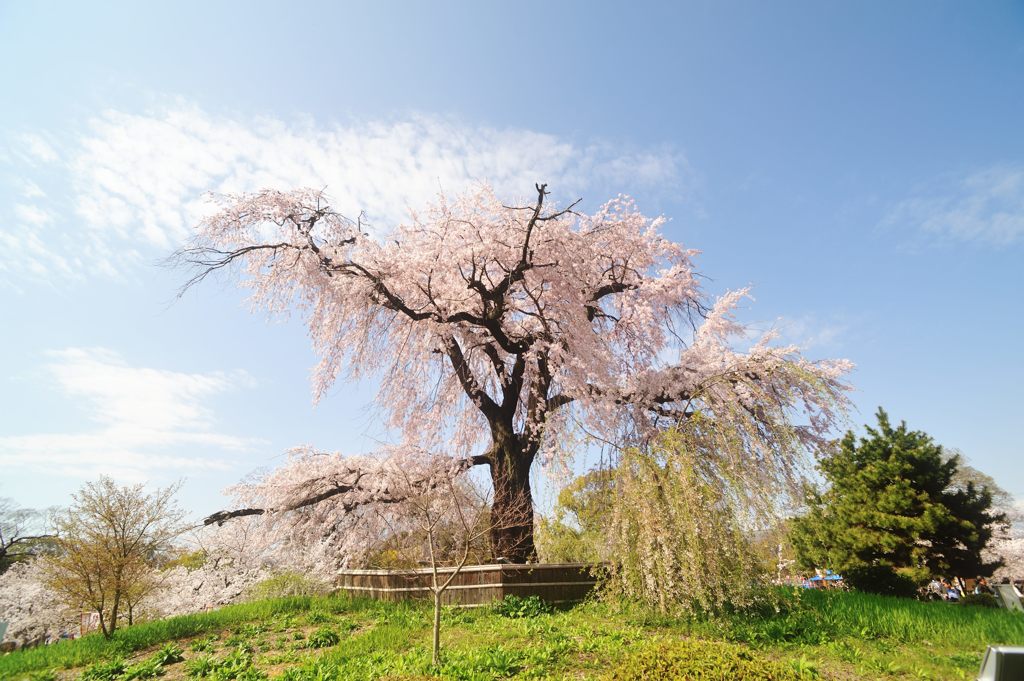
[{"x1": 2, "y1": 590, "x2": 1022, "y2": 680}]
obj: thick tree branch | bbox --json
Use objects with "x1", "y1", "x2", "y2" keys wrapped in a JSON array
[
  {"x1": 445, "y1": 336, "x2": 501, "y2": 420},
  {"x1": 202, "y1": 454, "x2": 490, "y2": 527}
]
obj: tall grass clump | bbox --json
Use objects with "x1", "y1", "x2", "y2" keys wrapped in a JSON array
[{"x1": 798, "y1": 589, "x2": 1024, "y2": 645}]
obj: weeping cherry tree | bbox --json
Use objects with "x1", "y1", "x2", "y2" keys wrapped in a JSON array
[{"x1": 178, "y1": 183, "x2": 850, "y2": 564}]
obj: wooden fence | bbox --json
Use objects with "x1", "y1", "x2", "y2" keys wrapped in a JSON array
[{"x1": 335, "y1": 563, "x2": 600, "y2": 606}]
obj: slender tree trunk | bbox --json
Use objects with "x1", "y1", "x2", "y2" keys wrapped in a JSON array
[
  {"x1": 488, "y1": 441, "x2": 537, "y2": 564},
  {"x1": 97, "y1": 608, "x2": 109, "y2": 639},
  {"x1": 432, "y1": 591, "x2": 442, "y2": 665},
  {"x1": 108, "y1": 595, "x2": 120, "y2": 638}
]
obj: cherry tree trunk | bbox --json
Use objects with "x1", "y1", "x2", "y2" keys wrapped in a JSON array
[{"x1": 488, "y1": 445, "x2": 537, "y2": 564}]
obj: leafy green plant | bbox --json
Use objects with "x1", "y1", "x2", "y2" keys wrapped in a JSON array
[
  {"x1": 151, "y1": 643, "x2": 184, "y2": 666},
  {"x1": 121, "y1": 657, "x2": 165, "y2": 680},
  {"x1": 305, "y1": 610, "x2": 332, "y2": 625},
  {"x1": 605, "y1": 639, "x2": 808, "y2": 680},
  {"x1": 276, "y1": 660, "x2": 340, "y2": 681},
  {"x1": 787, "y1": 654, "x2": 819, "y2": 679},
  {"x1": 440, "y1": 646, "x2": 524, "y2": 678},
  {"x1": 80, "y1": 658, "x2": 127, "y2": 681},
  {"x1": 493, "y1": 594, "x2": 551, "y2": 619},
  {"x1": 257, "y1": 650, "x2": 300, "y2": 666},
  {"x1": 271, "y1": 614, "x2": 296, "y2": 632},
  {"x1": 184, "y1": 655, "x2": 217, "y2": 678},
  {"x1": 305, "y1": 627, "x2": 340, "y2": 649},
  {"x1": 27, "y1": 671, "x2": 58, "y2": 681},
  {"x1": 189, "y1": 635, "x2": 218, "y2": 653}
]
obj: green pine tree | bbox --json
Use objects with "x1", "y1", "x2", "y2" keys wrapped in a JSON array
[{"x1": 790, "y1": 409, "x2": 1004, "y2": 586}]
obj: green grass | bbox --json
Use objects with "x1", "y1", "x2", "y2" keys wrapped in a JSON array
[
  {"x1": 1, "y1": 589, "x2": 1021, "y2": 680},
  {"x1": 0, "y1": 597, "x2": 376, "y2": 677}
]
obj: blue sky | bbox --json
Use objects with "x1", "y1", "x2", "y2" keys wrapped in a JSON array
[{"x1": 1, "y1": 1, "x2": 1022, "y2": 517}]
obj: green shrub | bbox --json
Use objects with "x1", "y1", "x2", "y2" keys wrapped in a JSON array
[
  {"x1": 605, "y1": 639, "x2": 808, "y2": 680},
  {"x1": 80, "y1": 659, "x2": 127, "y2": 681},
  {"x1": 842, "y1": 566, "x2": 919, "y2": 598},
  {"x1": 493, "y1": 594, "x2": 551, "y2": 619},
  {"x1": 962, "y1": 593, "x2": 1000, "y2": 608},
  {"x1": 305, "y1": 627, "x2": 340, "y2": 649},
  {"x1": 246, "y1": 572, "x2": 327, "y2": 601}
]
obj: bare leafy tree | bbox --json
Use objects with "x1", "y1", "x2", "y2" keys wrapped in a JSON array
[
  {"x1": 42, "y1": 478, "x2": 186, "y2": 637},
  {"x1": 0, "y1": 497, "x2": 53, "y2": 573},
  {"x1": 378, "y1": 465, "x2": 496, "y2": 665}
]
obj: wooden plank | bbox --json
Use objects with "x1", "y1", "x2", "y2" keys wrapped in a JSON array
[{"x1": 335, "y1": 564, "x2": 600, "y2": 606}]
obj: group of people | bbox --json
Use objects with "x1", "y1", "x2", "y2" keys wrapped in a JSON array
[
  {"x1": 925, "y1": 577, "x2": 967, "y2": 601},
  {"x1": 924, "y1": 575, "x2": 1023, "y2": 602}
]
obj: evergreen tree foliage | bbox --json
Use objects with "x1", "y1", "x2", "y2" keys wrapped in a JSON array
[{"x1": 791, "y1": 409, "x2": 1004, "y2": 583}]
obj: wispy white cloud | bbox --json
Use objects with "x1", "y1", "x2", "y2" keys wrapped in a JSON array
[
  {"x1": 16, "y1": 132, "x2": 60, "y2": 164},
  {"x1": 19, "y1": 180, "x2": 46, "y2": 199},
  {"x1": 883, "y1": 165, "x2": 1024, "y2": 246},
  {"x1": 771, "y1": 314, "x2": 849, "y2": 351},
  {"x1": 1, "y1": 102, "x2": 691, "y2": 286},
  {"x1": 0, "y1": 348, "x2": 260, "y2": 482},
  {"x1": 14, "y1": 204, "x2": 52, "y2": 226}
]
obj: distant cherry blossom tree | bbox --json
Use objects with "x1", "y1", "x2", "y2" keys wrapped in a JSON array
[
  {"x1": 179, "y1": 183, "x2": 851, "y2": 563},
  {"x1": 988, "y1": 500, "x2": 1024, "y2": 582},
  {"x1": 0, "y1": 560, "x2": 73, "y2": 647}
]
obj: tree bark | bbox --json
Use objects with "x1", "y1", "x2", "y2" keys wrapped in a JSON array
[
  {"x1": 97, "y1": 607, "x2": 109, "y2": 639},
  {"x1": 432, "y1": 591, "x2": 442, "y2": 665},
  {"x1": 488, "y1": 442, "x2": 537, "y2": 564}
]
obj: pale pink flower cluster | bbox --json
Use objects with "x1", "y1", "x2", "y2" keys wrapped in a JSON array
[
  {"x1": 152, "y1": 562, "x2": 267, "y2": 619},
  {"x1": 0, "y1": 560, "x2": 75, "y2": 646},
  {"x1": 193, "y1": 185, "x2": 850, "y2": 462},
  {"x1": 989, "y1": 523, "x2": 1024, "y2": 582}
]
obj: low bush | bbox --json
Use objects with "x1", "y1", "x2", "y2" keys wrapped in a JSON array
[
  {"x1": 605, "y1": 639, "x2": 810, "y2": 680},
  {"x1": 493, "y1": 594, "x2": 551, "y2": 619}
]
